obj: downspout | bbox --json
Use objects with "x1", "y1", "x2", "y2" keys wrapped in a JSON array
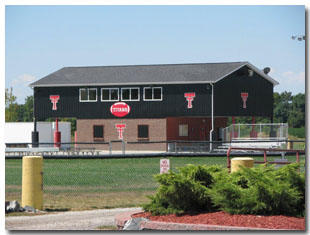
[{"x1": 209, "y1": 83, "x2": 214, "y2": 151}]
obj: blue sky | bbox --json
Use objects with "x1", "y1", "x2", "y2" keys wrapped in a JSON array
[{"x1": 5, "y1": 5, "x2": 305, "y2": 104}]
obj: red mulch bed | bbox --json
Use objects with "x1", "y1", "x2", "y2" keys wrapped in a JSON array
[{"x1": 133, "y1": 211, "x2": 305, "y2": 230}]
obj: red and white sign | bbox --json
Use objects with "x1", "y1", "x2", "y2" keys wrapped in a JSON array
[
  {"x1": 184, "y1": 93, "x2": 196, "y2": 108},
  {"x1": 241, "y1": 92, "x2": 249, "y2": 109},
  {"x1": 50, "y1": 95, "x2": 60, "y2": 110},
  {"x1": 160, "y1": 159, "x2": 170, "y2": 174},
  {"x1": 115, "y1": 124, "x2": 126, "y2": 139},
  {"x1": 110, "y1": 102, "x2": 131, "y2": 117}
]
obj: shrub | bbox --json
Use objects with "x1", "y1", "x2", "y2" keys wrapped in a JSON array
[
  {"x1": 143, "y1": 164, "x2": 223, "y2": 215},
  {"x1": 144, "y1": 163, "x2": 305, "y2": 217},
  {"x1": 210, "y1": 164, "x2": 305, "y2": 217}
]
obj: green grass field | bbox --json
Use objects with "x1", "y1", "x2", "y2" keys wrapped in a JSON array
[{"x1": 6, "y1": 155, "x2": 304, "y2": 210}]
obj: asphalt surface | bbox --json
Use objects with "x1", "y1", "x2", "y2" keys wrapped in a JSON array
[{"x1": 5, "y1": 207, "x2": 142, "y2": 230}]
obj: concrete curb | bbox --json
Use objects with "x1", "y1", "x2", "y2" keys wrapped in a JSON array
[
  {"x1": 114, "y1": 210, "x2": 283, "y2": 231},
  {"x1": 114, "y1": 209, "x2": 143, "y2": 229},
  {"x1": 139, "y1": 221, "x2": 276, "y2": 230}
]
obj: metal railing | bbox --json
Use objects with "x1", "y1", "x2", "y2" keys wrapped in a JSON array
[
  {"x1": 226, "y1": 147, "x2": 304, "y2": 173},
  {"x1": 5, "y1": 139, "x2": 305, "y2": 158},
  {"x1": 222, "y1": 123, "x2": 289, "y2": 141}
]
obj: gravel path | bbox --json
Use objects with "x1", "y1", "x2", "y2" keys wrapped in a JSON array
[{"x1": 5, "y1": 207, "x2": 142, "y2": 230}]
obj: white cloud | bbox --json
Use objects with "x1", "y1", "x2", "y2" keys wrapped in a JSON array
[
  {"x1": 10, "y1": 74, "x2": 36, "y2": 87},
  {"x1": 19, "y1": 74, "x2": 36, "y2": 82},
  {"x1": 7, "y1": 74, "x2": 36, "y2": 104},
  {"x1": 274, "y1": 70, "x2": 305, "y2": 94},
  {"x1": 282, "y1": 71, "x2": 305, "y2": 83}
]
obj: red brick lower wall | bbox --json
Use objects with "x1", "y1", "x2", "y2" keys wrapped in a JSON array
[
  {"x1": 167, "y1": 117, "x2": 228, "y2": 141},
  {"x1": 76, "y1": 119, "x2": 167, "y2": 151},
  {"x1": 77, "y1": 117, "x2": 228, "y2": 151}
]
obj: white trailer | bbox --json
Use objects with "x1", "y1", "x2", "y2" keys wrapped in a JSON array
[{"x1": 5, "y1": 122, "x2": 71, "y2": 149}]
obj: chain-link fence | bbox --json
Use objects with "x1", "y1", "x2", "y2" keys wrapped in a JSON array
[
  {"x1": 5, "y1": 139, "x2": 305, "y2": 159},
  {"x1": 5, "y1": 152, "x2": 305, "y2": 211},
  {"x1": 5, "y1": 156, "x2": 228, "y2": 210}
]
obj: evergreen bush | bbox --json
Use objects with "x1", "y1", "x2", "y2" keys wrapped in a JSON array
[
  {"x1": 144, "y1": 163, "x2": 305, "y2": 217},
  {"x1": 143, "y1": 164, "x2": 222, "y2": 215},
  {"x1": 210, "y1": 164, "x2": 304, "y2": 217}
]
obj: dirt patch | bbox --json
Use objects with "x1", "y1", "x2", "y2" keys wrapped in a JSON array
[{"x1": 133, "y1": 211, "x2": 305, "y2": 230}]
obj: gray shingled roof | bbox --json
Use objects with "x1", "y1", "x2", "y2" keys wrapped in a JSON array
[{"x1": 29, "y1": 62, "x2": 278, "y2": 87}]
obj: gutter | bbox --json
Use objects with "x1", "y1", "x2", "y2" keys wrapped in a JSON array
[{"x1": 29, "y1": 80, "x2": 216, "y2": 88}]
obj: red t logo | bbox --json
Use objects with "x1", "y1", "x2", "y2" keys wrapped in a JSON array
[
  {"x1": 50, "y1": 95, "x2": 60, "y2": 110},
  {"x1": 241, "y1": 93, "x2": 248, "y2": 109},
  {"x1": 184, "y1": 93, "x2": 196, "y2": 108},
  {"x1": 115, "y1": 124, "x2": 126, "y2": 139}
]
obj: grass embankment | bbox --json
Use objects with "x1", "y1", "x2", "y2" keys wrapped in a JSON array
[{"x1": 6, "y1": 155, "x2": 304, "y2": 211}]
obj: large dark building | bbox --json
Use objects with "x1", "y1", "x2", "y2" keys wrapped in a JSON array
[{"x1": 30, "y1": 62, "x2": 278, "y2": 151}]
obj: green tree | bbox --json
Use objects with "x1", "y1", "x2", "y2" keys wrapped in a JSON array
[
  {"x1": 16, "y1": 104, "x2": 25, "y2": 122},
  {"x1": 5, "y1": 87, "x2": 19, "y2": 122},
  {"x1": 22, "y1": 95, "x2": 34, "y2": 122},
  {"x1": 273, "y1": 91, "x2": 292, "y2": 123},
  {"x1": 288, "y1": 93, "x2": 305, "y2": 128}
]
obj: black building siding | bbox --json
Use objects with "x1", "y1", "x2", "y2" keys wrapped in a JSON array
[
  {"x1": 34, "y1": 84, "x2": 212, "y2": 120},
  {"x1": 34, "y1": 67, "x2": 274, "y2": 120},
  {"x1": 214, "y1": 68, "x2": 273, "y2": 117}
]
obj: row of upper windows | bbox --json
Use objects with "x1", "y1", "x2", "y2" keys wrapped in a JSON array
[{"x1": 79, "y1": 87, "x2": 163, "y2": 102}]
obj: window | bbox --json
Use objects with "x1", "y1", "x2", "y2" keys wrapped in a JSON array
[
  {"x1": 138, "y1": 125, "x2": 149, "y2": 139},
  {"x1": 93, "y1": 125, "x2": 104, "y2": 139},
  {"x1": 143, "y1": 87, "x2": 162, "y2": 101},
  {"x1": 80, "y1": 89, "x2": 88, "y2": 101},
  {"x1": 121, "y1": 88, "x2": 140, "y2": 101},
  {"x1": 144, "y1": 88, "x2": 152, "y2": 100},
  {"x1": 101, "y1": 88, "x2": 119, "y2": 101},
  {"x1": 79, "y1": 88, "x2": 97, "y2": 102},
  {"x1": 179, "y1": 124, "x2": 188, "y2": 137}
]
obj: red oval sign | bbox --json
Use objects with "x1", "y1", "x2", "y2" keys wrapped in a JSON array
[{"x1": 110, "y1": 102, "x2": 131, "y2": 117}]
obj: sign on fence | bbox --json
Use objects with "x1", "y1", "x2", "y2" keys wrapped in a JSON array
[{"x1": 160, "y1": 159, "x2": 170, "y2": 174}]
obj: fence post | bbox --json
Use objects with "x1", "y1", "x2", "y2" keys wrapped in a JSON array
[
  {"x1": 227, "y1": 148, "x2": 231, "y2": 173},
  {"x1": 109, "y1": 141, "x2": 112, "y2": 155},
  {"x1": 296, "y1": 151, "x2": 300, "y2": 163},
  {"x1": 122, "y1": 140, "x2": 125, "y2": 154},
  {"x1": 74, "y1": 131, "x2": 77, "y2": 149}
]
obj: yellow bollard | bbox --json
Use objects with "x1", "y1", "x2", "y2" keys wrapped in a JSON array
[
  {"x1": 231, "y1": 157, "x2": 254, "y2": 173},
  {"x1": 287, "y1": 139, "x2": 294, "y2": 150},
  {"x1": 21, "y1": 156, "x2": 43, "y2": 210}
]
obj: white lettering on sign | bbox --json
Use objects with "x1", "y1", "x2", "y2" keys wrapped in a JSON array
[
  {"x1": 160, "y1": 159, "x2": 170, "y2": 174},
  {"x1": 110, "y1": 102, "x2": 131, "y2": 117}
]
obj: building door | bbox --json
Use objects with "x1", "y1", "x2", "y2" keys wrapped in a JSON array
[
  {"x1": 199, "y1": 125, "x2": 207, "y2": 141},
  {"x1": 189, "y1": 126, "x2": 198, "y2": 141}
]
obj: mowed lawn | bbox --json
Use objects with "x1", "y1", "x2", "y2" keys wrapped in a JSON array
[{"x1": 5, "y1": 155, "x2": 304, "y2": 210}]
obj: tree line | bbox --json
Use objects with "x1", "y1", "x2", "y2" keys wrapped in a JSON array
[{"x1": 5, "y1": 88, "x2": 305, "y2": 128}]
